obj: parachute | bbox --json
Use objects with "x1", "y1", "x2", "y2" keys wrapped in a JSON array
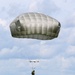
[{"x1": 10, "y1": 12, "x2": 61, "y2": 40}]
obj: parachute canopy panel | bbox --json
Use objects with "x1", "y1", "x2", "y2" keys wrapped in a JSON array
[{"x1": 10, "y1": 12, "x2": 61, "y2": 40}]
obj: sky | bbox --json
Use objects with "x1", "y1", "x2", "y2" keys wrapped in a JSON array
[{"x1": 0, "y1": 0, "x2": 75, "y2": 75}]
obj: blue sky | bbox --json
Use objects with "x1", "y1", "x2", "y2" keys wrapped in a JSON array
[{"x1": 0, "y1": 0, "x2": 75, "y2": 75}]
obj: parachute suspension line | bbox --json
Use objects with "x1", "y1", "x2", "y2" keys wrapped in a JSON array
[
  {"x1": 29, "y1": 60, "x2": 39, "y2": 75},
  {"x1": 29, "y1": 60, "x2": 39, "y2": 70}
]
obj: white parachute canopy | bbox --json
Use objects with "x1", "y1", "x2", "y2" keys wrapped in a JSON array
[{"x1": 10, "y1": 12, "x2": 61, "y2": 40}]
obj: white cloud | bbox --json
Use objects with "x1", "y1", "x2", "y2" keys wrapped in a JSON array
[
  {"x1": 0, "y1": 19, "x2": 8, "y2": 29},
  {"x1": 30, "y1": 41, "x2": 61, "y2": 59},
  {"x1": 0, "y1": 59, "x2": 31, "y2": 75},
  {"x1": 0, "y1": 47, "x2": 18, "y2": 56},
  {"x1": 28, "y1": 0, "x2": 59, "y2": 15},
  {"x1": 0, "y1": 47, "x2": 24, "y2": 59},
  {"x1": 61, "y1": 57, "x2": 71, "y2": 70},
  {"x1": 61, "y1": 56, "x2": 75, "y2": 73},
  {"x1": 68, "y1": 14, "x2": 75, "y2": 25},
  {"x1": 52, "y1": 0, "x2": 75, "y2": 29},
  {"x1": 59, "y1": 26, "x2": 75, "y2": 46},
  {"x1": 39, "y1": 45, "x2": 55, "y2": 58},
  {"x1": 66, "y1": 46, "x2": 75, "y2": 56},
  {"x1": 28, "y1": 0, "x2": 40, "y2": 11},
  {"x1": 53, "y1": 0, "x2": 75, "y2": 12},
  {"x1": 0, "y1": 0, "x2": 75, "y2": 75},
  {"x1": 0, "y1": 58, "x2": 62, "y2": 75},
  {"x1": 0, "y1": 42, "x2": 61, "y2": 59},
  {"x1": 67, "y1": 28, "x2": 75, "y2": 45}
]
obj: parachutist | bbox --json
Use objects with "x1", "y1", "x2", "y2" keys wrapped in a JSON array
[{"x1": 31, "y1": 70, "x2": 35, "y2": 75}]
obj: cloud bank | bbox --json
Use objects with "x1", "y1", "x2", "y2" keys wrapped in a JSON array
[{"x1": 0, "y1": 0, "x2": 75, "y2": 75}]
